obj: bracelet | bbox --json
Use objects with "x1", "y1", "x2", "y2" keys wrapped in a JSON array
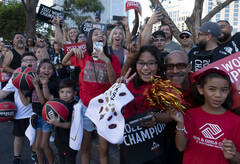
[{"x1": 176, "y1": 125, "x2": 185, "y2": 131}]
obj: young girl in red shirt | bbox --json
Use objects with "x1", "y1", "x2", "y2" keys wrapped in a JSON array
[{"x1": 171, "y1": 68, "x2": 240, "y2": 164}]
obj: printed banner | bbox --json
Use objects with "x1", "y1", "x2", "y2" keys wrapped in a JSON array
[
  {"x1": 81, "y1": 22, "x2": 106, "y2": 35},
  {"x1": 37, "y1": 4, "x2": 63, "y2": 24},
  {"x1": 125, "y1": 1, "x2": 142, "y2": 16},
  {"x1": 120, "y1": 113, "x2": 166, "y2": 164},
  {"x1": 192, "y1": 52, "x2": 240, "y2": 109},
  {"x1": 63, "y1": 42, "x2": 87, "y2": 55}
]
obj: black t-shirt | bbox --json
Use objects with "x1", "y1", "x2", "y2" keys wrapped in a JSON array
[
  {"x1": 10, "y1": 49, "x2": 23, "y2": 70},
  {"x1": 54, "y1": 100, "x2": 77, "y2": 151},
  {"x1": 50, "y1": 50, "x2": 70, "y2": 79},
  {"x1": 213, "y1": 32, "x2": 240, "y2": 61},
  {"x1": 188, "y1": 47, "x2": 220, "y2": 72},
  {"x1": 32, "y1": 80, "x2": 59, "y2": 116}
]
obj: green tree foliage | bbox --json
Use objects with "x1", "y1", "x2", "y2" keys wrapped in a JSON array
[
  {"x1": 62, "y1": 0, "x2": 104, "y2": 28},
  {"x1": 0, "y1": 2, "x2": 25, "y2": 40}
]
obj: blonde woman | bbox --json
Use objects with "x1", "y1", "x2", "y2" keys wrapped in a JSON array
[{"x1": 108, "y1": 26, "x2": 128, "y2": 67}]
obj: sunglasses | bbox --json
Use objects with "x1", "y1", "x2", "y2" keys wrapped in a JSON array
[
  {"x1": 165, "y1": 63, "x2": 188, "y2": 70},
  {"x1": 180, "y1": 35, "x2": 190, "y2": 39}
]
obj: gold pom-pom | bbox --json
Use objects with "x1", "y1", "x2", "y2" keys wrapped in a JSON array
[{"x1": 144, "y1": 75, "x2": 186, "y2": 113}]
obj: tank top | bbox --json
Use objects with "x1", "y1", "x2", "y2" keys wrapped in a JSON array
[
  {"x1": 109, "y1": 46, "x2": 125, "y2": 67},
  {"x1": 10, "y1": 49, "x2": 22, "y2": 69}
]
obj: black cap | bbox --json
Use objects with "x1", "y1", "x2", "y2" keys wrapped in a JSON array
[
  {"x1": 152, "y1": 30, "x2": 166, "y2": 39},
  {"x1": 199, "y1": 22, "x2": 221, "y2": 38}
]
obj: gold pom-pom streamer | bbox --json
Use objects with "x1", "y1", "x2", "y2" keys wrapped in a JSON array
[{"x1": 144, "y1": 75, "x2": 186, "y2": 113}]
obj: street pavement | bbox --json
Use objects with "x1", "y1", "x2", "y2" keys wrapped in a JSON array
[{"x1": 0, "y1": 121, "x2": 120, "y2": 164}]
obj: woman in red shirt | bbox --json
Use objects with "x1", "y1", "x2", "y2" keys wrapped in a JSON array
[
  {"x1": 123, "y1": 45, "x2": 165, "y2": 119},
  {"x1": 62, "y1": 28, "x2": 121, "y2": 164},
  {"x1": 120, "y1": 45, "x2": 171, "y2": 163}
]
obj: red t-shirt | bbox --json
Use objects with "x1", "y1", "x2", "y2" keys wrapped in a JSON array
[
  {"x1": 183, "y1": 107, "x2": 240, "y2": 164},
  {"x1": 70, "y1": 52, "x2": 121, "y2": 107},
  {"x1": 182, "y1": 73, "x2": 200, "y2": 109},
  {"x1": 123, "y1": 79, "x2": 153, "y2": 118}
]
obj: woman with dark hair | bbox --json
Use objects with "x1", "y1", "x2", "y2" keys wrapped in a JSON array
[
  {"x1": 119, "y1": 45, "x2": 170, "y2": 163},
  {"x1": 122, "y1": 45, "x2": 165, "y2": 118},
  {"x1": 32, "y1": 58, "x2": 59, "y2": 164},
  {"x1": 62, "y1": 28, "x2": 121, "y2": 164},
  {"x1": 26, "y1": 36, "x2": 36, "y2": 52}
]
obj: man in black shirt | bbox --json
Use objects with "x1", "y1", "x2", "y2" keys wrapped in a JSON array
[
  {"x1": 188, "y1": 22, "x2": 221, "y2": 72},
  {"x1": 213, "y1": 20, "x2": 240, "y2": 61}
]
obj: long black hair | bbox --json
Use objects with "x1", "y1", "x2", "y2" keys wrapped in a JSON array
[
  {"x1": 131, "y1": 45, "x2": 164, "y2": 88},
  {"x1": 86, "y1": 28, "x2": 112, "y2": 61},
  {"x1": 193, "y1": 72, "x2": 233, "y2": 109}
]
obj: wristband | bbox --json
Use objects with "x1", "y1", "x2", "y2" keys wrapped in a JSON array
[{"x1": 176, "y1": 125, "x2": 185, "y2": 131}]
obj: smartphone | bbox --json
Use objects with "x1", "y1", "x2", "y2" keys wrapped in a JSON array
[
  {"x1": 93, "y1": 42, "x2": 103, "y2": 61},
  {"x1": 58, "y1": 12, "x2": 64, "y2": 23},
  {"x1": 113, "y1": 15, "x2": 123, "y2": 21}
]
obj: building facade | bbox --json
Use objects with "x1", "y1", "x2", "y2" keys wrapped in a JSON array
[
  {"x1": 203, "y1": 0, "x2": 240, "y2": 34},
  {"x1": 153, "y1": 0, "x2": 240, "y2": 34},
  {"x1": 99, "y1": 0, "x2": 127, "y2": 24}
]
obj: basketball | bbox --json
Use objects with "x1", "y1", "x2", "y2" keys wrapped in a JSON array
[
  {"x1": 0, "y1": 101, "x2": 17, "y2": 122},
  {"x1": 42, "y1": 99, "x2": 69, "y2": 122},
  {"x1": 12, "y1": 66, "x2": 35, "y2": 90}
]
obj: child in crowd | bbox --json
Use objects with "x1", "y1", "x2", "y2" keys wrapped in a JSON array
[
  {"x1": 47, "y1": 79, "x2": 78, "y2": 164},
  {"x1": 0, "y1": 52, "x2": 38, "y2": 164},
  {"x1": 35, "y1": 47, "x2": 49, "y2": 65},
  {"x1": 32, "y1": 59, "x2": 59, "y2": 164},
  {"x1": 170, "y1": 68, "x2": 240, "y2": 164}
]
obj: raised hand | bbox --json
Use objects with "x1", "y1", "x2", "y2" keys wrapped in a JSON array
[
  {"x1": 31, "y1": 73, "x2": 40, "y2": 88},
  {"x1": 148, "y1": 10, "x2": 163, "y2": 25},
  {"x1": 127, "y1": 38, "x2": 139, "y2": 58},
  {"x1": 70, "y1": 47, "x2": 84, "y2": 59},
  {"x1": 170, "y1": 109, "x2": 184, "y2": 124},
  {"x1": 117, "y1": 68, "x2": 136, "y2": 84},
  {"x1": 121, "y1": 16, "x2": 129, "y2": 28},
  {"x1": 92, "y1": 48, "x2": 110, "y2": 64}
]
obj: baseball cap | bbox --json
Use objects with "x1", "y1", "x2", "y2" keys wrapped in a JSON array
[
  {"x1": 152, "y1": 30, "x2": 166, "y2": 39},
  {"x1": 193, "y1": 68, "x2": 229, "y2": 82},
  {"x1": 199, "y1": 22, "x2": 221, "y2": 38},
  {"x1": 179, "y1": 30, "x2": 192, "y2": 37}
]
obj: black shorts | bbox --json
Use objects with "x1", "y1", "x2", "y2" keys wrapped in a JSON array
[{"x1": 12, "y1": 118, "x2": 30, "y2": 137}]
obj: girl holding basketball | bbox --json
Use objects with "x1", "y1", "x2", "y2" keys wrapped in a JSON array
[
  {"x1": 170, "y1": 68, "x2": 240, "y2": 164},
  {"x1": 32, "y1": 58, "x2": 59, "y2": 164}
]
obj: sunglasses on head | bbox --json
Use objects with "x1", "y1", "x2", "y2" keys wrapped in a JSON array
[
  {"x1": 165, "y1": 63, "x2": 188, "y2": 70},
  {"x1": 180, "y1": 35, "x2": 190, "y2": 39}
]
